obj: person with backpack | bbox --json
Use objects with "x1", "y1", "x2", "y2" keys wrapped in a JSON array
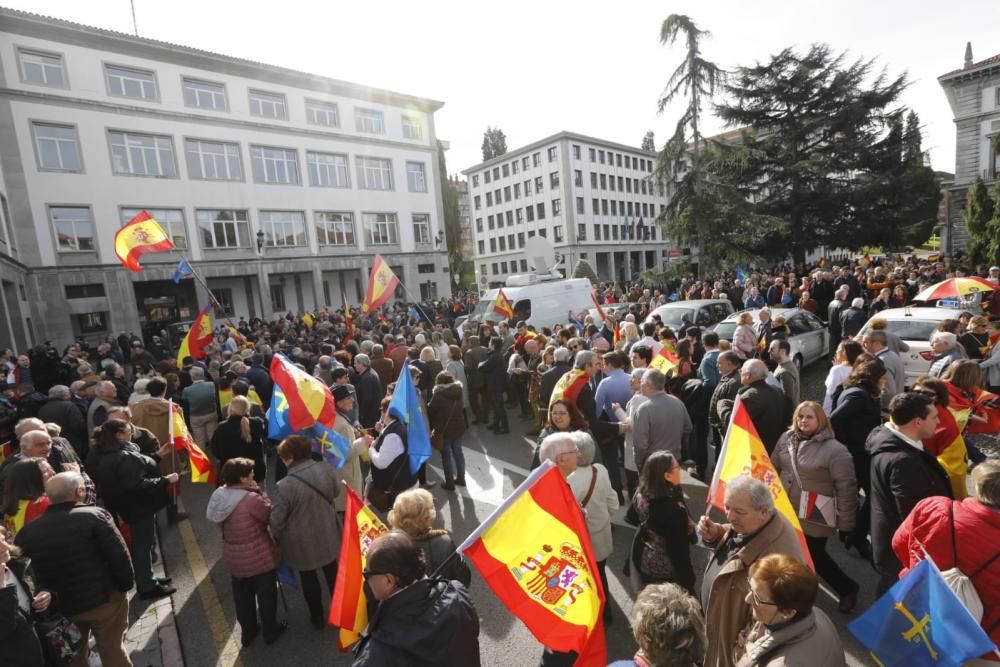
[{"x1": 892, "y1": 460, "x2": 1000, "y2": 659}]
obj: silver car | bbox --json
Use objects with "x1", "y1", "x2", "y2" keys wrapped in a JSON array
[{"x1": 711, "y1": 308, "x2": 830, "y2": 370}]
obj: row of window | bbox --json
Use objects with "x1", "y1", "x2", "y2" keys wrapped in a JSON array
[
  {"x1": 50, "y1": 206, "x2": 434, "y2": 254},
  {"x1": 471, "y1": 143, "x2": 653, "y2": 188},
  {"x1": 473, "y1": 171, "x2": 654, "y2": 211},
  {"x1": 30, "y1": 122, "x2": 429, "y2": 191},
  {"x1": 15, "y1": 47, "x2": 423, "y2": 139},
  {"x1": 476, "y1": 226, "x2": 565, "y2": 256},
  {"x1": 483, "y1": 259, "x2": 531, "y2": 276},
  {"x1": 475, "y1": 198, "x2": 663, "y2": 234},
  {"x1": 474, "y1": 217, "x2": 656, "y2": 257}
]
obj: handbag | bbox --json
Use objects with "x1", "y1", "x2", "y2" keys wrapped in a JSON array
[
  {"x1": 787, "y1": 440, "x2": 837, "y2": 529},
  {"x1": 637, "y1": 526, "x2": 675, "y2": 580},
  {"x1": 366, "y1": 463, "x2": 403, "y2": 513},
  {"x1": 33, "y1": 609, "x2": 83, "y2": 667}
]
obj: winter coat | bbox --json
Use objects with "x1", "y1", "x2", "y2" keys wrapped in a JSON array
[
  {"x1": 443, "y1": 359, "x2": 470, "y2": 408},
  {"x1": 131, "y1": 398, "x2": 181, "y2": 476},
  {"x1": 567, "y1": 463, "x2": 619, "y2": 561},
  {"x1": 839, "y1": 307, "x2": 867, "y2": 340},
  {"x1": 722, "y1": 381, "x2": 786, "y2": 455},
  {"x1": 701, "y1": 513, "x2": 806, "y2": 667},
  {"x1": 14, "y1": 503, "x2": 134, "y2": 616},
  {"x1": 733, "y1": 324, "x2": 758, "y2": 359},
  {"x1": 893, "y1": 495, "x2": 1000, "y2": 651},
  {"x1": 633, "y1": 392, "x2": 692, "y2": 469},
  {"x1": 352, "y1": 578, "x2": 480, "y2": 667},
  {"x1": 37, "y1": 399, "x2": 87, "y2": 458},
  {"x1": 629, "y1": 486, "x2": 696, "y2": 594},
  {"x1": 463, "y1": 345, "x2": 488, "y2": 390},
  {"x1": 354, "y1": 367, "x2": 383, "y2": 429},
  {"x1": 477, "y1": 350, "x2": 507, "y2": 393},
  {"x1": 209, "y1": 415, "x2": 267, "y2": 482},
  {"x1": 412, "y1": 530, "x2": 472, "y2": 588},
  {"x1": 86, "y1": 396, "x2": 121, "y2": 443},
  {"x1": 206, "y1": 485, "x2": 279, "y2": 579},
  {"x1": 85, "y1": 442, "x2": 169, "y2": 523},
  {"x1": 735, "y1": 609, "x2": 845, "y2": 667},
  {"x1": 0, "y1": 556, "x2": 45, "y2": 667},
  {"x1": 427, "y1": 382, "x2": 466, "y2": 440},
  {"x1": 829, "y1": 384, "x2": 882, "y2": 456},
  {"x1": 772, "y1": 427, "x2": 858, "y2": 537},
  {"x1": 371, "y1": 355, "x2": 394, "y2": 395},
  {"x1": 867, "y1": 425, "x2": 952, "y2": 577},
  {"x1": 269, "y1": 459, "x2": 341, "y2": 570},
  {"x1": 333, "y1": 412, "x2": 367, "y2": 512}
]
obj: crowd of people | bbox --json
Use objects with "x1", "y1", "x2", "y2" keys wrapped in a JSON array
[{"x1": 1, "y1": 252, "x2": 999, "y2": 666}]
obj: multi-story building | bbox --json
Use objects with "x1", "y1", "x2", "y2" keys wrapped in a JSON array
[
  {"x1": 0, "y1": 7, "x2": 449, "y2": 349},
  {"x1": 461, "y1": 132, "x2": 669, "y2": 286},
  {"x1": 938, "y1": 43, "x2": 1000, "y2": 252}
]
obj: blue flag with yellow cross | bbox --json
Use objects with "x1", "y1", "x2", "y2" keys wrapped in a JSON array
[{"x1": 267, "y1": 386, "x2": 350, "y2": 469}]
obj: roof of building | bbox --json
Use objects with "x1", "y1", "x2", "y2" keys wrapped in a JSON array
[
  {"x1": 939, "y1": 52, "x2": 1000, "y2": 81},
  {"x1": 461, "y1": 131, "x2": 655, "y2": 174},
  {"x1": 0, "y1": 6, "x2": 444, "y2": 112}
]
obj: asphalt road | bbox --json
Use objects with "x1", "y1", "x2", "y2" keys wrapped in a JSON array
[{"x1": 159, "y1": 358, "x2": 876, "y2": 666}]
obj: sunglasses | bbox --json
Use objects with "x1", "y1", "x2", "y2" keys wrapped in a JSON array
[{"x1": 361, "y1": 569, "x2": 387, "y2": 581}]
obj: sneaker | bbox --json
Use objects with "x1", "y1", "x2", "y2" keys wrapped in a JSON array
[
  {"x1": 139, "y1": 584, "x2": 176, "y2": 600},
  {"x1": 455, "y1": 479, "x2": 467, "y2": 487}
]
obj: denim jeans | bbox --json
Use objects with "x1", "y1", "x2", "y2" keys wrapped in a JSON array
[{"x1": 441, "y1": 437, "x2": 466, "y2": 485}]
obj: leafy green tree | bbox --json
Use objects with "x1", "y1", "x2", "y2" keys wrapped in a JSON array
[
  {"x1": 985, "y1": 174, "x2": 1000, "y2": 263},
  {"x1": 481, "y1": 127, "x2": 508, "y2": 161},
  {"x1": 641, "y1": 131, "x2": 655, "y2": 152},
  {"x1": 964, "y1": 176, "x2": 996, "y2": 263},
  {"x1": 571, "y1": 258, "x2": 599, "y2": 286}
]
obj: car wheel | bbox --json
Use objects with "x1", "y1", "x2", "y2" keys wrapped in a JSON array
[{"x1": 793, "y1": 354, "x2": 804, "y2": 371}]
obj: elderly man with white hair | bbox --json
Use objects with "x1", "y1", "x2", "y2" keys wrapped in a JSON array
[
  {"x1": 718, "y1": 359, "x2": 786, "y2": 455},
  {"x1": 839, "y1": 297, "x2": 868, "y2": 341},
  {"x1": 696, "y1": 475, "x2": 806, "y2": 667},
  {"x1": 928, "y1": 330, "x2": 962, "y2": 378}
]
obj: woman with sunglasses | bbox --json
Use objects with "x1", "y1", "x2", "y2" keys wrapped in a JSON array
[{"x1": 736, "y1": 554, "x2": 845, "y2": 666}]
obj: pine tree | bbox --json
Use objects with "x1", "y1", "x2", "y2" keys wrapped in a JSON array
[
  {"x1": 437, "y1": 141, "x2": 464, "y2": 285},
  {"x1": 985, "y1": 175, "x2": 1000, "y2": 263},
  {"x1": 963, "y1": 176, "x2": 995, "y2": 263},
  {"x1": 641, "y1": 131, "x2": 655, "y2": 152},
  {"x1": 481, "y1": 127, "x2": 508, "y2": 161},
  {"x1": 571, "y1": 258, "x2": 600, "y2": 286}
]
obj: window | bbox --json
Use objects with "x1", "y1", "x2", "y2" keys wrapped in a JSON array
[
  {"x1": 592, "y1": 198, "x2": 599, "y2": 214},
  {"x1": 402, "y1": 116, "x2": 422, "y2": 139},
  {"x1": 412, "y1": 214, "x2": 431, "y2": 244},
  {"x1": 250, "y1": 145, "x2": 299, "y2": 184},
  {"x1": 526, "y1": 206, "x2": 535, "y2": 222},
  {"x1": 406, "y1": 162, "x2": 427, "y2": 192},
  {"x1": 600, "y1": 174, "x2": 607, "y2": 189},
  {"x1": 626, "y1": 178, "x2": 632, "y2": 193},
  {"x1": 641, "y1": 180, "x2": 648, "y2": 195},
  {"x1": 602, "y1": 200, "x2": 609, "y2": 215},
  {"x1": 72, "y1": 312, "x2": 109, "y2": 336},
  {"x1": 17, "y1": 49, "x2": 65, "y2": 86},
  {"x1": 599, "y1": 150, "x2": 605, "y2": 164},
  {"x1": 505, "y1": 211, "x2": 513, "y2": 226},
  {"x1": 65, "y1": 283, "x2": 106, "y2": 299},
  {"x1": 121, "y1": 208, "x2": 187, "y2": 249},
  {"x1": 306, "y1": 100, "x2": 340, "y2": 127},
  {"x1": 186, "y1": 139, "x2": 242, "y2": 181},
  {"x1": 503, "y1": 186, "x2": 511, "y2": 202},
  {"x1": 109, "y1": 131, "x2": 176, "y2": 177},
  {"x1": 517, "y1": 232, "x2": 525, "y2": 247},
  {"x1": 493, "y1": 167, "x2": 500, "y2": 180},
  {"x1": 617, "y1": 154, "x2": 623, "y2": 167},
  {"x1": 363, "y1": 212, "x2": 398, "y2": 245},
  {"x1": 512, "y1": 160, "x2": 519, "y2": 174},
  {"x1": 554, "y1": 226, "x2": 564, "y2": 243},
  {"x1": 417, "y1": 263, "x2": 435, "y2": 274},
  {"x1": 594, "y1": 224, "x2": 601, "y2": 240},
  {"x1": 603, "y1": 224, "x2": 610, "y2": 238},
  {"x1": 522, "y1": 157, "x2": 530, "y2": 170},
  {"x1": 182, "y1": 78, "x2": 227, "y2": 110},
  {"x1": 307, "y1": 151, "x2": 349, "y2": 187},
  {"x1": 520, "y1": 259, "x2": 528, "y2": 272},
  {"x1": 533, "y1": 153, "x2": 541, "y2": 167},
  {"x1": 472, "y1": 175, "x2": 479, "y2": 187},
  {"x1": 572, "y1": 145, "x2": 581, "y2": 160},
  {"x1": 104, "y1": 64, "x2": 158, "y2": 101},
  {"x1": 574, "y1": 170, "x2": 583, "y2": 187},
  {"x1": 524, "y1": 179, "x2": 532, "y2": 195},
  {"x1": 552, "y1": 199, "x2": 562, "y2": 215},
  {"x1": 502, "y1": 164, "x2": 509, "y2": 178},
  {"x1": 534, "y1": 176, "x2": 543, "y2": 192},
  {"x1": 314, "y1": 211, "x2": 355, "y2": 246},
  {"x1": 249, "y1": 90, "x2": 287, "y2": 120},
  {"x1": 196, "y1": 209, "x2": 250, "y2": 249},
  {"x1": 260, "y1": 210, "x2": 306, "y2": 247},
  {"x1": 577, "y1": 224, "x2": 586, "y2": 241},
  {"x1": 516, "y1": 208, "x2": 524, "y2": 224},
  {"x1": 508, "y1": 233, "x2": 515, "y2": 248},
  {"x1": 486, "y1": 192, "x2": 493, "y2": 207},
  {"x1": 270, "y1": 284, "x2": 286, "y2": 312},
  {"x1": 612, "y1": 225, "x2": 619, "y2": 240},
  {"x1": 477, "y1": 240, "x2": 485, "y2": 254},
  {"x1": 356, "y1": 157, "x2": 393, "y2": 190},
  {"x1": 536, "y1": 203, "x2": 546, "y2": 219},
  {"x1": 486, "y1": 238, "x2": 495, "y2": 252},
  {"x1": 474, "y1": 195, "x2": 481, "y2": 210},
  {"x1": 576, "y1": 197, "x2": 584, "y2": 214},
  {"x1": 548, "y1": 146, "x2": 557, "y2": 162},
  {"x1": 627, "y1": 202, "x2": 634, "y2": 216},
  {"x1": 499, "y1": 237, "x2": 506, "y2": 251},
  {"x1": 550, "y1": 171, "x2": 560, "y2": 188},
  {"x1": 495, "y1": 189, "x2": 501, "y2": 203},
  {"x1": 514, "y1": 183, "x2": 521, "y2": 199},
  {"x1": 632, "y1": 156, "x2": 639, "y2": 169},
  {"x1": 501, "y1": 261, "x2": 508, "y2": 273},
  {"x1": 611, "y1": 201, "x2": 618, "y2": 216},
  {"x1": 618, "y1": 176, "x2": 624, "y2": 191},
  {"x1": 51, "y1": 206, "x2": 94, "y2": 252},
  {"x1": 355, "y1": 108, "x2": 385, "y2": 134},
  {"x1": 538, "y1": 229, "x2": 547, "y2": 238},
  {"x1": 609, "y1": 176, "x2": 616, "y2": 192},
  {"x1": 487, "y1": 215, "x2": 495, "y2": 230},
  {"x1": 484, "y1": 170, "x2": 492, "y2": 184},
  {"x1": 32, "y1": 123, "x2": 81, "y2": 172},
  {"x1": 475, "y1": 217, "x2": 483, "y2": 232},
  {"x1": 589, "y1": 147, "x2": 596, "y2": 162},
  {"x1": 642, "y1": 203, "x2": 649, "y2": 217}
]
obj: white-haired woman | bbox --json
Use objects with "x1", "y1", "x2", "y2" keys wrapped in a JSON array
[
  {"x1": 929, "y1": 331, "x2": 962, "y2": 378},
  {"x1": 388, "y1": 488, "x2": 471, "y2": 587}
]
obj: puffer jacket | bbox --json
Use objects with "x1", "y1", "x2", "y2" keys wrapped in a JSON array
[
  {"x1": 427, "y1": 382, "x2": 465, "y2": 440},
  {"x1": 85, "y1": 443, "x2": 169, "y2": 523},
  {"x1": 206, "y1": 485, "x2": 278, "y2": 579},
  {"x1": 735, "y1": 608, "x2": 845, "y2": 667},
  {"x1": 772, "y1": 426, "x2": 858, "y2": 537},
  {"x1": 893, "y1": 495, "x2": 1000, "y2": 652}
]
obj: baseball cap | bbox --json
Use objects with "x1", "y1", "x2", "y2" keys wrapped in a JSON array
[{"x1": 332, "y1": 384, "x2": 353, "y2": 401}]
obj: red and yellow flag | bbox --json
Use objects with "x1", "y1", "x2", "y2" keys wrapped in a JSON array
[
  {"x1": 114, "y1": 210, "x2": 175, "y2": 272},
  {"x1": 707, "y1": 397, "x2": 812, "y2": 569},
  {"x1": 343, "y1": 301, "x2": 355, "y2": 344},
  {"x1": 169, "y1": 402, "x2": 215, "y2": 484},
  {"x1": 493, "y1": 288, "x2": 515, "y2": 320},
  {"x1": 458, "y1": 462, "x2": 605, "y2": 664},
  {"x1": 329, "y1": 485, "x2": 388, "y2": 650},
  {"x1": 177, "y1": 302, "x2": 214, "y2": 366},
  {"x1": 549, "y1": 368, "x2": 590, "y2": 410},
  {"x1": 0, "y1": 441, "x2": 12, "y2": 466},
  {"x1": 270, "y1": 353, "x2": 335, "y2": 430},
  {"x1": 650, "y1": 347, "x2": 679, "y2": 375},
  {"x1": 361, "y1": 254, "x2": 400, "y2": 313}
]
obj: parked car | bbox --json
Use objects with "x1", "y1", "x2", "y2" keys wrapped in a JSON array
[
  {"x1": 711, "y1": 308, "x2": 829, "y2": 369},
  {"x1": 588, "y1": 302, "x2": 639, "y2": 323},
  {"x1": 857, "y1": 306, "x2": 973, "y2": 387},
  {"x1": 643, "y1": 299, "x2": 735, "y2": 331}
]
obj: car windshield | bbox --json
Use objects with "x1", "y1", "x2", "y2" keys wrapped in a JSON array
[
  {"x1": 470, "y1": 298, "x2": 499, "y2": 320},
  {"x1": 713, "y1": 321, "x2": 737, "y2": 341},
  {"x1": 655, "y1": 308, "x2": 695, "y2": 327},
  {"x1": 882, "y1": 320, "x2": 940, "y2": 342}
]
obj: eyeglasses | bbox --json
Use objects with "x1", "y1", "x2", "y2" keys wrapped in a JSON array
[
  {"x1": 361, "y1": 569, "x2": 386, "y2": 581},
  {"x1": 560, "y1": 447, "x2": 581, "y2": 457},
  {"x1": 746, "y1": 577, "x2": 777, "y2": 606}
]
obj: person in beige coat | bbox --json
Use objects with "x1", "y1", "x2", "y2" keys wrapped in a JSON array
[
  {"x1": 736, "y1": 554, "x2": 846, "y2": 667},
  {"x1": 331, "y1": 385, "x2": 368, "y2": 511},
  {"x1": 772, "y1": 401, "x2": 859, "y2": 613},
  {"x1": 697, "y1": 475, "x2": 806, "y2": 667}
]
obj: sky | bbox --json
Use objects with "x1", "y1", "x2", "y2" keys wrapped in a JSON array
[{"x1": 9, "y1": 0, "x2": 1000, "y2": 175}]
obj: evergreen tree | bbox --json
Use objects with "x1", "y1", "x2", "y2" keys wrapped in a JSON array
[
  {"x1": 641, "y1": 131, "x2": 655, "y2": 152},
  {"x1": 903, "y1": 110, "x2": 923, "y2": 166},
  {"x1": 481, "y1": 127, "x2": 508, "y2": 161},
  {"x1": 437, "y1": 141, "x2": 464, "y2": 285},
  {"x1": 985, "y1": 175, "x2": 1000, "y2": 264},
  {"x1": 571, "y1": 258, "x2": 600, "y2": 286},
  {"x1": 963, "y1": 176, "x2": 995, "y2": 263}
]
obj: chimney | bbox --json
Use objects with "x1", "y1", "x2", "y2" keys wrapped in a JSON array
[{"x1": 964, "y1": 42, "x2": 973, "y2": 68}]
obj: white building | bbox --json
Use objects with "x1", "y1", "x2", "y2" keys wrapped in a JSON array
[
  {"x1": 0, "y1": 7, "x2": 449, "y2": 349},
  {"x1": 461, "y1": 132, "x2": 669, "y2": 286}
]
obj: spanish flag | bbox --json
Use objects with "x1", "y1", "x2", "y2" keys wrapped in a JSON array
[
  {"x1": 493, "y1": 288, "x2": 515, "y2": 320},
  {"x1": 707, "y1": 397, "x2": 812, "y2": 568},
  {"x1": 549, "y1": 368, "x2": 590, "y2": 409},
  {"x1": 650, "y1": 348, "x2": 679, "y2": 375},
  {"x1": 329, "y1": 485, "x2": 388, "y2": 650},
  {"x1": 612, "y1": 323, "x2": 620, "y2": 348},
  {"x1": 169, "y1": 402, "x2": 215, "y2": 484},
  {"x1": 114, "y1": 210, "x2": 175, "y2": 272},
  {"x1": 269, "y1": 353, "x2": 335, "y2": 431},
  {"x1": 361, "y1": 254, "x2": 400, "y2": 313},
  {"x1": 458, "y1": 461, "x2": 605, "y2": 664},
  {"x1": 937, "y1": 383, "x2": 1000, "y2": 499},
  {"x1": 343, "y1": 301, "x2": 355, "y2": 344},
  {"x1": 176, "y1": 302, "x2": 214, "y2": 366}
]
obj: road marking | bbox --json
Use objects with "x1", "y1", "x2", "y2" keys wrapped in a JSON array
[{"x1": 176, "y1": 498, "x2": 243, "y2": 666}]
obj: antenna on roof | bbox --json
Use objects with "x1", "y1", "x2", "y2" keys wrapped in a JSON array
[{"x1": 130, "y1": 0, "x2": 139, "y2": 37}]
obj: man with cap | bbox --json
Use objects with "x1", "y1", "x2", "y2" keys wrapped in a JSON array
[{"x1": 352, "y1": 353, "x2": 382, "y2": 430}]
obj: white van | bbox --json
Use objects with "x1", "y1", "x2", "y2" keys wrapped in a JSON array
[{"x1": 458, "y1": 275, "x2": 595, "y2": 338}]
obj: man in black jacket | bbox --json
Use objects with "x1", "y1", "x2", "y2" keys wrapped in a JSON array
[
  {"x1": 566, "y1": 350, "x2": 624, "y2": 500},
  {"x1": 839, "y1": 297, "x2": 868, "y2": 341},
  {"x1": 16, "y1": 472, "x2": 135, "y2": 667},
  {"x1": 478, "y1": 338, "x2": 508, "y2": 434},
  {"x1": 352, "y1": 353, "x2": 383, "y2": 430},
  {"x1": 867, "y1": 393, "x2": 951, "y2": 595},
  {"x1": 718, "y1": 359, "x2": 787, "y2": 455},
  {"x1": 38, "y1": 384, "x2": 88, "y2": 458},
  {"x1": 539, "y1": 347, "x2": 573, "y2": 409},
  {"x1": 708, "y1": 351, "x2": 742, "y2": 457}
]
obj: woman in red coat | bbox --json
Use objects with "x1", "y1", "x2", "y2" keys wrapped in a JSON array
[
  {"x1": 892, "y1": 460, "x2": 1000, "y2": 661},
  {"x1": 206, "y1": 457, "x2": 285, "y2": 647}
]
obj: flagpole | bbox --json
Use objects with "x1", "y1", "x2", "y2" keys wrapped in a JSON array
[
  {"x1": 397, "y1": 279, "x2": 435, "y2": 326},
  {"x1": 168, "y1": 400, "x2": 179, "y2": 494}
]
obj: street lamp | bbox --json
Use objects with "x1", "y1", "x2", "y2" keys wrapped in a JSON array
[
  {"x1": 434, "y1": 230, "x2": 445, "y2": 248},
  {"x1": 256, "y1": 229, "x2": 265, "y2": 254}
]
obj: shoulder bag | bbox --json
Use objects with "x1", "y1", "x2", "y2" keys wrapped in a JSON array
[{"x1": 33, "y1": 607, "x2": 84, "y2": 667}]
